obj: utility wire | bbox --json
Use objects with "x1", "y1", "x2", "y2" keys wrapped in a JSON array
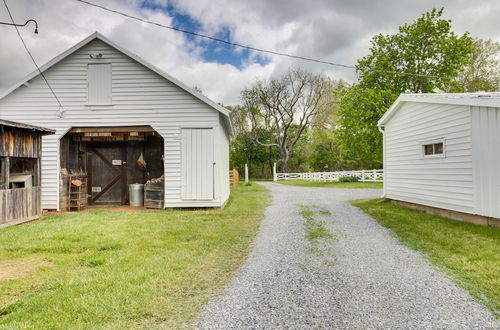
[
  {"x1": 73, "y1": 0, "x2": 474, "y2": 81},
  {"x1": 2, "y1": 0, "x2": 64, "y2": 113},
  {"x1": 74, "y1": 0, "x2": 356, "y2": 69}
]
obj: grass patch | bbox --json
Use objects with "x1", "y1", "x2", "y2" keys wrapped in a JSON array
[
  {"x1": 0, "y1": 184, "x2": 269, "y2": 329},
  {"x1": 351, "y1": 198, "x2": 500, "y2": 318},
  {"x1": 279, "y1": 180, "x2": 382, "y2": 189},
  {"x1": 300, "y1": 205, "x2": 333, "y2": 244}
]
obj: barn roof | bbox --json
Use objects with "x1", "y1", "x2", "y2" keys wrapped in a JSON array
[
  {"x1": 0, "y1": 119, "x2": 55, "y2": 135},
  {"x1": 378, "y1": 92, "x2": 500, "y2": 127},
  {"x1": 0, "y1": 32, "x2": 234, "y2": 136}
]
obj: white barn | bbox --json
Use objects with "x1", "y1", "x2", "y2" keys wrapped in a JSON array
[
  {"x1": 0, "y1": 32, "x2": 233, "y2": 210},
  {"x1": 378, "y1": 93, "x2": 500, "y2": 225}
]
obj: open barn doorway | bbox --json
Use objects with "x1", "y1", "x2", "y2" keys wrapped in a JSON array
[{"x1": 59, "y1": 126, "x2": 164, "y2": 209}]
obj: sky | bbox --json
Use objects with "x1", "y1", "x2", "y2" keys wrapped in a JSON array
[{"x1": 0, "y1": 0, "x2": 499, "y2": 105}]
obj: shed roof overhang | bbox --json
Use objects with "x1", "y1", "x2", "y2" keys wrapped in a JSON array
[
  {"x1": 378, "y1": 92, "x2": 500, "y2": 128},
  {"x1": 0, "y1": 119, "x2": 55, "y2": 135}
]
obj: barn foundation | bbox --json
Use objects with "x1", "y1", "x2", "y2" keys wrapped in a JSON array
[{"x1": 391, "y1": 200, "x2": 500, "y2": 228}]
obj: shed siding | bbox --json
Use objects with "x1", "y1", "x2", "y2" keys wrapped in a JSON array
[
  {"x1": 0, "y1": 39, "x2": 227, "y2": 209},
  {"x1": 471, "y1": 106, "x2": 500, "y2": 218},
  {"x1": 384, "y1": 102, "x2": 474, "y2": 213}
]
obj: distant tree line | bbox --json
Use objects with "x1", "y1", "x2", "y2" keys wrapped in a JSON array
[{"x1": 229, "y1": 8, "x2": 500, "y2": 178}]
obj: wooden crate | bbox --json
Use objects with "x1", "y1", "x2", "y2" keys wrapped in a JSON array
[
  {"x1": 68, "y1": 175, "x2": 88, "y2": 211},
  {"x1": 144, "y1": 181, "x2": 164, "y2": 209}
]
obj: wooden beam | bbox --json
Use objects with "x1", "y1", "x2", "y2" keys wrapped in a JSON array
[{"x1": 69, "y1": 126, "x2": 155, "y2": 134}]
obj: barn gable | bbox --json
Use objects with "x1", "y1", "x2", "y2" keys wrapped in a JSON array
[
  {"x1": 0, "y1": 32, "x2": 233, "y2": 136},
  {"x1": 0, "y1": 32, "x2": 232, "y2": 210}
]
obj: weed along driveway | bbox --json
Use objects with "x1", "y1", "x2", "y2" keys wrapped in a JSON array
[{"x1": 197, "y1": 182, "x2": 499, "y2": 329}]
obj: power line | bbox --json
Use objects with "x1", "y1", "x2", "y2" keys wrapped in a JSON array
[
  {"x1": 2, "y1": 0, "x2": 64, "y2": 115},
  {"x1": 73, "y1": 0, "x2": 476, "y2": 81},
  {"x1": 74, "y1": 0, "x2": 355, "y2": 69}
]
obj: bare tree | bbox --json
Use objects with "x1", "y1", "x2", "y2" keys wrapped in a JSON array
[
  {"x1": 241, "y1": 69, "x2": 336, "y2": 172},
  {"x1": 460, "y1": 38, "x2": 500, "y2": 92}
]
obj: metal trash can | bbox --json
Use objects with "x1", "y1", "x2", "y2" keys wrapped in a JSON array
[{"x1": 129, "y1": 183, "x2": 144, "y2": 207}]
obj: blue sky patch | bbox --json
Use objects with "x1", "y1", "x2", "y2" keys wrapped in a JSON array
[{"x1": 140, "y1": 0, "x2": 270, "y2": 69}]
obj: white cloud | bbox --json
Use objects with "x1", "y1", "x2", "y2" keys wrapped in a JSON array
[{"x1": 0, "y1": 0, "x2": 499, "y2": 106}]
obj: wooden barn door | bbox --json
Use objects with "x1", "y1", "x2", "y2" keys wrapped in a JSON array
[
  {"x1": 181, "y1": 128, "x2": 214, "y2": 200},
  {"x1": 87, "y1": 143, "x2": 127, "y2": 205}
]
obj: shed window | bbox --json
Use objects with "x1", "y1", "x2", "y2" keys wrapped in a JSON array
[
  {"x1": 87, "y1": 63, "x2": 112, "y2": 105},
  {"x1": 422, "y1": 141, "x2": 444, "y2": 157}
]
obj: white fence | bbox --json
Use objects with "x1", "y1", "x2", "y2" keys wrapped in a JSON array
[{"x1": 273, "y1": 168, "x2": 383, "y2": 182}]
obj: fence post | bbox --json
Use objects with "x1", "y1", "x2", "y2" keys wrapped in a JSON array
[
  {"x1": 273, "y1": 162, "x2": 277, "y2": 182},
  {"x1": 372, "y1": 169, "x2": 376, "y2": 181},
  {"x1": 361, "y1": 169, "x2": 365, "y2": 182},
  {"x1": 245, "y1": 163, "x2": 249, "y2": 183}
]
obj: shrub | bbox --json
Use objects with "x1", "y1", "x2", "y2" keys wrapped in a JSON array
[{"x1": 339, "y1": 175, "x2": 359, "y2": 182}]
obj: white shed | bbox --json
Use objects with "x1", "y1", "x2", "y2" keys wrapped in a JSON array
[
  {"x1": 0, "y1": 32, "x2": 233, "y2": 210},
  {"x1": 378, "y1": 93, "x2": 500, "y2": 224}
]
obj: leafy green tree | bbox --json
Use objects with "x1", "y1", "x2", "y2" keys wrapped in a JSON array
[
  {"x1": 357, "y1": 8, "x2": 473, "y2": 93},
  {"x1": 460, "y1": 39, "x2": 500, "y2": 92},
  {"x1": 336, "y1": 8, "x2": 474, "y2": 168},
  {"x1": 230, "y1": 129, "x2": 279, "y2": 178},
  {"x1": 335, "y1": 86, "x2": 396, "y2": 168},
  {"x1": 308, "y1": 129, "x2": 344, "y2": 171}
]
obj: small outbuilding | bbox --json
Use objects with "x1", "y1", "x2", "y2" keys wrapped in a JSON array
[
  {"x1": 378, "y1": 93, "x2": 500, "y2": 227},
  {"x1": 0, "y1": 32, "x2": 233, "y2": 210},
  {"x1": 0, "y1": 120, "x2": 55, "y2": 226}
]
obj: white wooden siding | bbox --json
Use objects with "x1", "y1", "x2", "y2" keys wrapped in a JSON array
[
  {"x1": 181, "y1": 128, "x2": 214, "y2": 200},
  {"x1": 87, "y1": 63, "x2": 112, "y2": 104},
  {"x1": 471, "y1": 106, "x2": 500, "y2": 218},
  {"x1": 217, "y1": 114, "x2": 230, "y2": 205},
  {"x1": 384, "y1": 102, "x2": 474, "y2": 213},
  {"x1": 0, "y1": 38, "x2": 229, "y2": 209}
]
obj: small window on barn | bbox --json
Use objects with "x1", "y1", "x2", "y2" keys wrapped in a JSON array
[
  {"x1": 87, "y1": 63, "x2": 112, "y2": 105},
  {"x1": 422, "y1": 139, "x2": 445, "y2": 158}
]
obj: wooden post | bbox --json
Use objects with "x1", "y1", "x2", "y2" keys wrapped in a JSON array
[
  {"x1": 34, "y1": 157, "x2": 41, "y2": 186},
  {"x1": 361, "y1": 169, "x2": 365, "y2": 182},
  {"x1": 1, "y1": 157, "x2": 9, "y2": 189},
  {"x1": 245, "y1": 163, "x2": 249, "y2": 183}
]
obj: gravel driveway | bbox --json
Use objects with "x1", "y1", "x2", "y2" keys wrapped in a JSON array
[{"x1": 196, "y1": 182, "x2": 499, "y2": 329}]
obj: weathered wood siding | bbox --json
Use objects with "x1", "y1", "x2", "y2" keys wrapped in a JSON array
[
  {"x1": 0, "y1": 38, "x2": 230, "y2": 209},
  {"x1": 384, "y1": 102, "x2": 474, "y2": 214},
  {"x1": 0, "y1": 187, "x2": 41, "y2": 224},
  {"x1": 471, "y1": 106, "x2": 500, "y2": 218},
  {"x1": 0, "y1": 126, "x2": 42, "y2": 158}
]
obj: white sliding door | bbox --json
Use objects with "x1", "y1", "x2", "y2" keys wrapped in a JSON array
[{"x1": 181, "y1": 128, "x2": 214, "y2": 200}]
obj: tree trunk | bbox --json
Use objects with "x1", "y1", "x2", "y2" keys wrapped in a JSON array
[{"x1": 281, "y1": 151, "x2": 290, "y2": 173}]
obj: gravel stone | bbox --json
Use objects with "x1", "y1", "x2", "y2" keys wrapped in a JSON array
[{"x1": 196, "y1": 182, "x2": 499, "y2": 329}]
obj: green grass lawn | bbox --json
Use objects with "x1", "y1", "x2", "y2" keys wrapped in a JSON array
[
  {"x1": 351, "y1": 199, "x2": 500, "y2": 318},
  {"x1": 278, "y1": 180, "x2": 383, "y2": 189},
  {"x1": 0, "y1": 184, "x2": 269, "y2": 329}
]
